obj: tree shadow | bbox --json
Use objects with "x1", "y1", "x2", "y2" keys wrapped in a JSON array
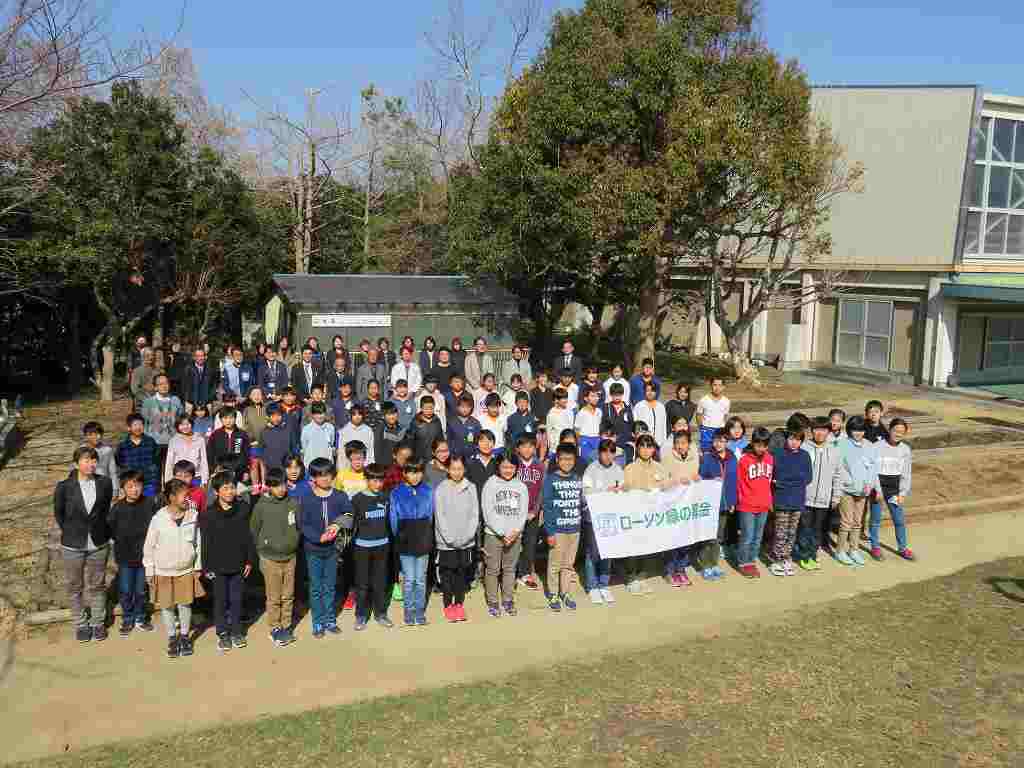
[{"x1": 986, "y1": 577, "x2": 1024, "y2": 605}]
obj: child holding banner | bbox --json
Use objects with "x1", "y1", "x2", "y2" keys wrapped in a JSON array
[
  {"x1": 660, "y1": 430, "x2": 700, "y2": 586},
  {"x1": 581, "y1": 439, "x2": 623, "y2": 605},
  {"x1": 697, "y1": 428, "x2": 737, "y2": 580},
  {"x1": 736, "y1": 428, "x2": 774, "y2": 579},
  {"x1": 621, "y1": 434, "x2": 666, "y2": 595}
]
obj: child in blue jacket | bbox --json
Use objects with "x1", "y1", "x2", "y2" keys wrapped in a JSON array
[
  {"x1": 542, "y1": 443, "x2": 586, "y2": 612},
  {"x1": 697, "y1": 427, "x2": 738, "y2": 579},
  {"x1": 769, "y1": 429, "x2": 813, "y2": 576},
  {"x1": 835, "y1": 416, "x2": 879, "y2": 567},
  {"x1": 388, "y1": 461, "x2": 434, "y2": 625},
  {"x1": 298, "y1": 458, "x2": 352, "y2": 638}
]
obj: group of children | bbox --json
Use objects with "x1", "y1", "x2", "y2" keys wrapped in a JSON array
[{"x1": 59, "y1": 352, "x2": 915, "y2": 659}]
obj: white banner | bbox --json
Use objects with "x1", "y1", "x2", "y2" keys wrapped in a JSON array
[
  {"x1": 589, "y1": 480, "x2": 722, "y2": 560},
  {"x1": 311, "y1": 314, "x2": 391, "y2": 328}
]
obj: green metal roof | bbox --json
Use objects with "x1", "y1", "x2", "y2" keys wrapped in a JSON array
[{"x1": 942, "y1": 274, "x2": 1024, "y2": 302}]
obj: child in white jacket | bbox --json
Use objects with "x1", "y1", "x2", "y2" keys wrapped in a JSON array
[{"x1": 143, "y1": 479, "x2": 203, "y2": 659}]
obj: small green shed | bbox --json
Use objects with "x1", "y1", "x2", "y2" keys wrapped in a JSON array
[{"x1": 267, "y1": 274, "x2": 520, "y2": 351}]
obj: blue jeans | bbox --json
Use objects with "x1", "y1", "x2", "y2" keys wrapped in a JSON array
[
  {"x1": 400, "y1": 554, "x2": 429, "y2": 621},
  {"x1": 306, "y1": 549, "x2": 338, "y2": 629},
  {"x1": 663, "y1": 548, "x2": 689, "y2": 576},
  {"x1": 582, "y1": 524, "x2": 610, "y2": 590},
  {"x1": 737, "y1": 512, "x2": 768, "y2": 565},
  {"x1": 870, "y1": 498, "x2": 908, "y2": 551},
  {"x1": 117, "y1": 565, "x2": 147, "y2": 624}
]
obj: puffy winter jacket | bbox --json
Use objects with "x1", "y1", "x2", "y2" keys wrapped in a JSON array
[
  {"x1": 836, "y1": 436, "x2": 880, "y2": 497},
  {"x1": 804, "y1": 441, "x2": 841, "y2": 509},
  {"x1": 389, "y1": 482, "x2": 434, "y2": 556},
  {"x1": 143, "y1": 505, "x2": 202, "y2": 577}
]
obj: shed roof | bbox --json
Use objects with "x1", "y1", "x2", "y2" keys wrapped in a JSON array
[
  {"x1": 942, "y1": 273, "x2": 1024, "y2": 302},
  {"x1": 273, "y1": 274, "x2": 518, "y2": 308}
]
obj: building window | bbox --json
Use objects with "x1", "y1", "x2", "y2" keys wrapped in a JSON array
[
  {"x1": 836, "y1": 299, "x2": 892, "y2": 371},
  {"x1": 985, "y1": 317, "x2": 1024, "y2": 368},
  {"x1": 966, "y1": 116, "x2": 1024, "y2": 258}
]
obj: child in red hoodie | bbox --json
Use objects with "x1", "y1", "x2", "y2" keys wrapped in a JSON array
[{"x1": 736, "y1": 427, "x2": 774, "y2": 578}]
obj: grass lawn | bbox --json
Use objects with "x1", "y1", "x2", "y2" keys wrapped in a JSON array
[{"x1": 25, "y1": 558, "x2": 1024, "y2": 768}]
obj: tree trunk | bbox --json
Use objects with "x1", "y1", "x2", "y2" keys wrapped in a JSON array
[
  {"x1": 100, "y1": 344, "x2": 115, "y2": 402},
  {"x1": 67, "y1": 297, "x2": 81, "y2": 395},
  {"x1": 634, "y1": 283, "x2": 659, "y2": 374},
  {"x1": 724, "y1": 329, "x2": 761, "y2": 387}
]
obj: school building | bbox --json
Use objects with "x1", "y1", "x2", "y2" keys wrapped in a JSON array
[
  {"x1": 264, "y1": 273, "x2": 519, "y2": 351},
  {"x1": 665, "y1": 85, "x2": 1024, "y2": 390}
]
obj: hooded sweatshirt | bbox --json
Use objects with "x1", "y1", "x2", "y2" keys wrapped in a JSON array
[
  {"x1": 771, "y1": 445, "x2": 813, "y2": 509},
  {"x1": 389, "y1": 482, "x2": 434, "y2": 556},
  {"x1": 200, "y1": 500, "x2": 257, "y2": 574},
  {"x1": 737, "y1": 451, "x2": 774, "y2": 514},
  {"x1": 434, "y1": 478, "x2": 479, "y2": 550},
  {"x1": 875, "y1": 439, "x2": 912, "y2": 500},
  {"x1": 542, "y1": 470, "x2": 586, "y2": 536},
  {"x1": 515, "y1": 457, "x2": 545, "y2": 517},
  {"x1": 261, "y1": 421, "x2": 295, "y2": 472},
  {"x1": 699, "y1": 450, "x2": 738, "y2": 511},
  {"x1": 85, "y1": 441, "x2": 120, "y2": 495},
  {"x1": 249, "y1": 493, "x2": 300, "y2": 561},
  {"x1": 481, "y1": 474, "x2": 529, "y2": 537},
  {"x1": 804, "y1": 440, "x2": 841, "y2": 509},
  {"x1": 143, "y1": 504, "x2": 202, "y2": 577},
  {"x1": 837, "y1": 436, "x2": 880, "y2": 498}
]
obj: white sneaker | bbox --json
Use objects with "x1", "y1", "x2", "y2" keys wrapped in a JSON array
[
  {"x1": 589, "y1": 589, "x2": 604, "y2": 605},
  {"x1": 626, "y1": 581, "x2": 642, "y2": 595},
  {"x1": 639, "y1": 580, "x2": 654, "y2": 594},
  {"x1": 600, "y1": 587, "x2": 615, "y2": 604},
  {"x1": 784, "y1": 560, "x2": 796, "y2": 577},
  {"x1": 769, "y1": 562, "x2": 787, "y2": 577}
]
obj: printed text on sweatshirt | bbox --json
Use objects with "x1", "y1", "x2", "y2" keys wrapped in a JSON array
[
  {"x1": 542, "y1": 472, "x2": 585, "y2": 535},
  {"x1": 737, "y1": 453, "x2": 774, "y2": 514}
]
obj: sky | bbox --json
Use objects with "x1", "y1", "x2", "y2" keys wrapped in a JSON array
[{"x1": 106, "y1": 0, "x2": 1024, "y2": 126}]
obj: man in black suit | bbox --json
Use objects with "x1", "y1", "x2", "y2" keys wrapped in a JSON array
[
  {"x1": 54, "y1": 446, "x2": 115, "y2": 643},
  {"x1": 180, "y1": 348, "x2": 218, "y2": 413},
  {"x1": 290, "y1": 345, "x2": 323, "y2": 403},
  {"x1": 257, "y1": 347, "x2": 290, "y2": 400},
  {"x1": 552, "y1": 339, "x2": 584, "y2": 383}
]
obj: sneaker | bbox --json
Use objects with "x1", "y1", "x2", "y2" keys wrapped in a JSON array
[
  {"x1": 284, "y1": 627, "x2": 298, "y2": 644},
  {"x1": 217, "y1": 635, "x2": 232, "y2": 652},
  {"x1": 740, "y1": 564, "x2": 761, "y2": 579},
  {"x1": 455, "y1": 604, "x2": 467, "y2": 622},
  {"x1": 798, "y1": 559, "x2": 815, "y2": 571},
  {"x1": 178, "y1": 636, "x2": 194, "y2": 656},
  {"x1": 670, "y1": 573, "x2": 684, "y2": 588},
  {"x1": 701, "y1": 568, "x2": 716, "y2": 581},
  {"x1": 712, "y1": 566, "x2": 726, "y2": 579},
  {"x1": 353, "y1": 620, "x2": 368, "y2": 632},
  {"x1": 835, "y1": 551, "x2": 855, "y2": 566},
  {"x1": 503, "y1": 601, "x2": 517, "y2": 617},
  {"x1": 849, "y1": 550, "x2": 866, "y2": 566},
  {"x1": 626, "y1": 581, "x2": 642, "y2": 595},
  {"x1": 167, "y1": 635, "x2": 180, "y2": 658},
  {"x1": 415, "y1": 616, "x2": 428, "y2": 626},
  {"x1": 769, "y1": 562, "x2": 787, "y2": 577},
  {"x1": 324, "y1": 624, "x2": 342, "y2": 636},
  {"x1": 639, "y1": 580, "x2": 654, "y2": 595},
  {"x1": 343, "y1": 592, "x2": 356, "y2": 611},
  {"x1": 136, "y1": 619, "x2": 155, "y2": 632},
  {"x1": 92, "y1": 625, "x2": 108, "y2": 642},
  {"x1": 599, "y1": 587, "x2": 615, "y2": 604},
  {"x1": 523, "y1": 575, "x2": 540, "y2": 590},
  {"x1": 869, "y1": 547, "x2": 884, "y2": 562},
  {"x1": 561, "y1": 594, "x2": 577, "y2": 611},
  {"x1": 231, "y1": 633, "x2": 247, "y2": 648},
  {"x1": 271, "y1": 628, "x2": 288, "y2": 646},
  {"x1": 548, "y1": 596, "x2": 562, "y2": 612},
  {"x1": 488, "y1": 604, "x2": 501, "y2": 618},
  {"x1": 403, "y1": 613, "x2": 416, "y2": 627},
  {"x1": 589, "y1": 588, "x2": 605, "y2": 604},
  {"x1": 119, "y1": 621, "x2": 133, "y2": 638},
  {"x1": 376, "y1": 616, "x2": 395, "y2": 629},
  {"x1": 678, "y1": 571, "x2": 692, "y2": 587},
  {"x1": 899, "y1": 548, "x2": 916, "y2": 561},
  {"x1": 784, "y1": 560, "x2": 796, "y2": 577},
  {"x1": 392, "y1": 583, "x2": 403, "y2": 602},
  {"x1": 443, "y1": 605, "x2": 457, "y2": 623},
  {"x1": 312, "y1": 623, "x2": 326, "y2": 638}
]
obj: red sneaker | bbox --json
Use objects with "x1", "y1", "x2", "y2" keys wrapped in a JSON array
[
  {"x1": 678, "y1": 571, "x2": 692, "y2": 587},
  {"x1": 869, "y1": 547, "x2": 884, "y2": 561},
  {"x1": 670, "y1": 573, "x2": 684, "y2": 588},
  {"x1": 343, "y1": 591, "x2": 355, "y2": 611},
  {"x1": 456, "y1": 603, "x2": 467, "y2": 621},
  {"x1": 443, "y1": 605, "x2": 458, "y2": 623},
  {"x1": 899, "y1": 548, "x2": 916, "y2": 561},
  {"x1": 524, "y1": 575, "x2": 539, "y2": 591}
]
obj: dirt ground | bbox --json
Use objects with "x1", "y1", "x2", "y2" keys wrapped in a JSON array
[{"x1": 2, "y1": 508, "x2": 1021, "y2": 765}]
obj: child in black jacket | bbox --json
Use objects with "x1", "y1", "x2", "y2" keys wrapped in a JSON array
[{"x1": 108, "y1": 469, "x2": 156, "y2": 635}]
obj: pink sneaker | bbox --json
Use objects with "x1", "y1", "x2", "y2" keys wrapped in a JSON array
[
  {"x1": 670, "y1": 573, "x2": 684, "y2": 588},
  {"x1": 678, "y1": 570, "x2": 692, "y2": 587},
  {"x1": 899, "y1": 548, "x2": 916, "y2": 561},
  {"x1": 443, "y1": 605, "x2": 458, "y2": 623}
]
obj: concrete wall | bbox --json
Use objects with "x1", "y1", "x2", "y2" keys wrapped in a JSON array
[
  {"x1": 810, "y1": 86, "x2": 976, "y2": 270},
  {"x1": 891, "y1": 302, "x2": 919, "y2": 374},
  {"x1": 815, "y1": 299, "x2": 837, "y2": 363}
]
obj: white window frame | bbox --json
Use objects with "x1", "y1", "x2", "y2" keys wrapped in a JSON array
[
  {"x1": 835, "y1": 297, "x2": 894, "y2": 371},
  {"x1": 966, "y1": 115, "x2": 1024, "y2": 258}
]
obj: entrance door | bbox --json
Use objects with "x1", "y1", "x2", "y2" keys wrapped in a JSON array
[{"x1": 836, "y1": 299, "x2": 893, "y2": 371}]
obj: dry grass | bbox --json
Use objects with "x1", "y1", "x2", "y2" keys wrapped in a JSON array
[{"x1": 20, "y1": 558, "x2": 1024, "y2": 768}]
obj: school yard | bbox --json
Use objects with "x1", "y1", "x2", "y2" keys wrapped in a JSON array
[{"x1": 2, "y1": 375, "x2": 1024, "y2": 765}]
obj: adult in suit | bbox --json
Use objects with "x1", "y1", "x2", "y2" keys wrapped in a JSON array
[
  {"x1": 355, "y1": 348, "x2": 389, "y2": 402},
  {"x1": 289, "y1": 345, "x2": 323, "y2": 403},
  {"x1": 221, "y1": 346, "x2": 255, "y2": 400},
  {"x1": 256, "y1": 348, "x2": 290, "y2": 400},
  {"x1": 553, "y1": 339, "x2": 584, "y2": 383},
  {"x1": 54, "y1": 446, "x2": 115, "y2": 642},
  {"x1": 324, "y1": 354, "x2": 352, "y2": 401},
  {"x1": 180, "y1": 348, "x2": 218, "y2": 412}
]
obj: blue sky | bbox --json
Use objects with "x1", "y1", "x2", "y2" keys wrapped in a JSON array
[{"x1": 108, "y1": 0, "x2": 1024, "y2": 124}]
